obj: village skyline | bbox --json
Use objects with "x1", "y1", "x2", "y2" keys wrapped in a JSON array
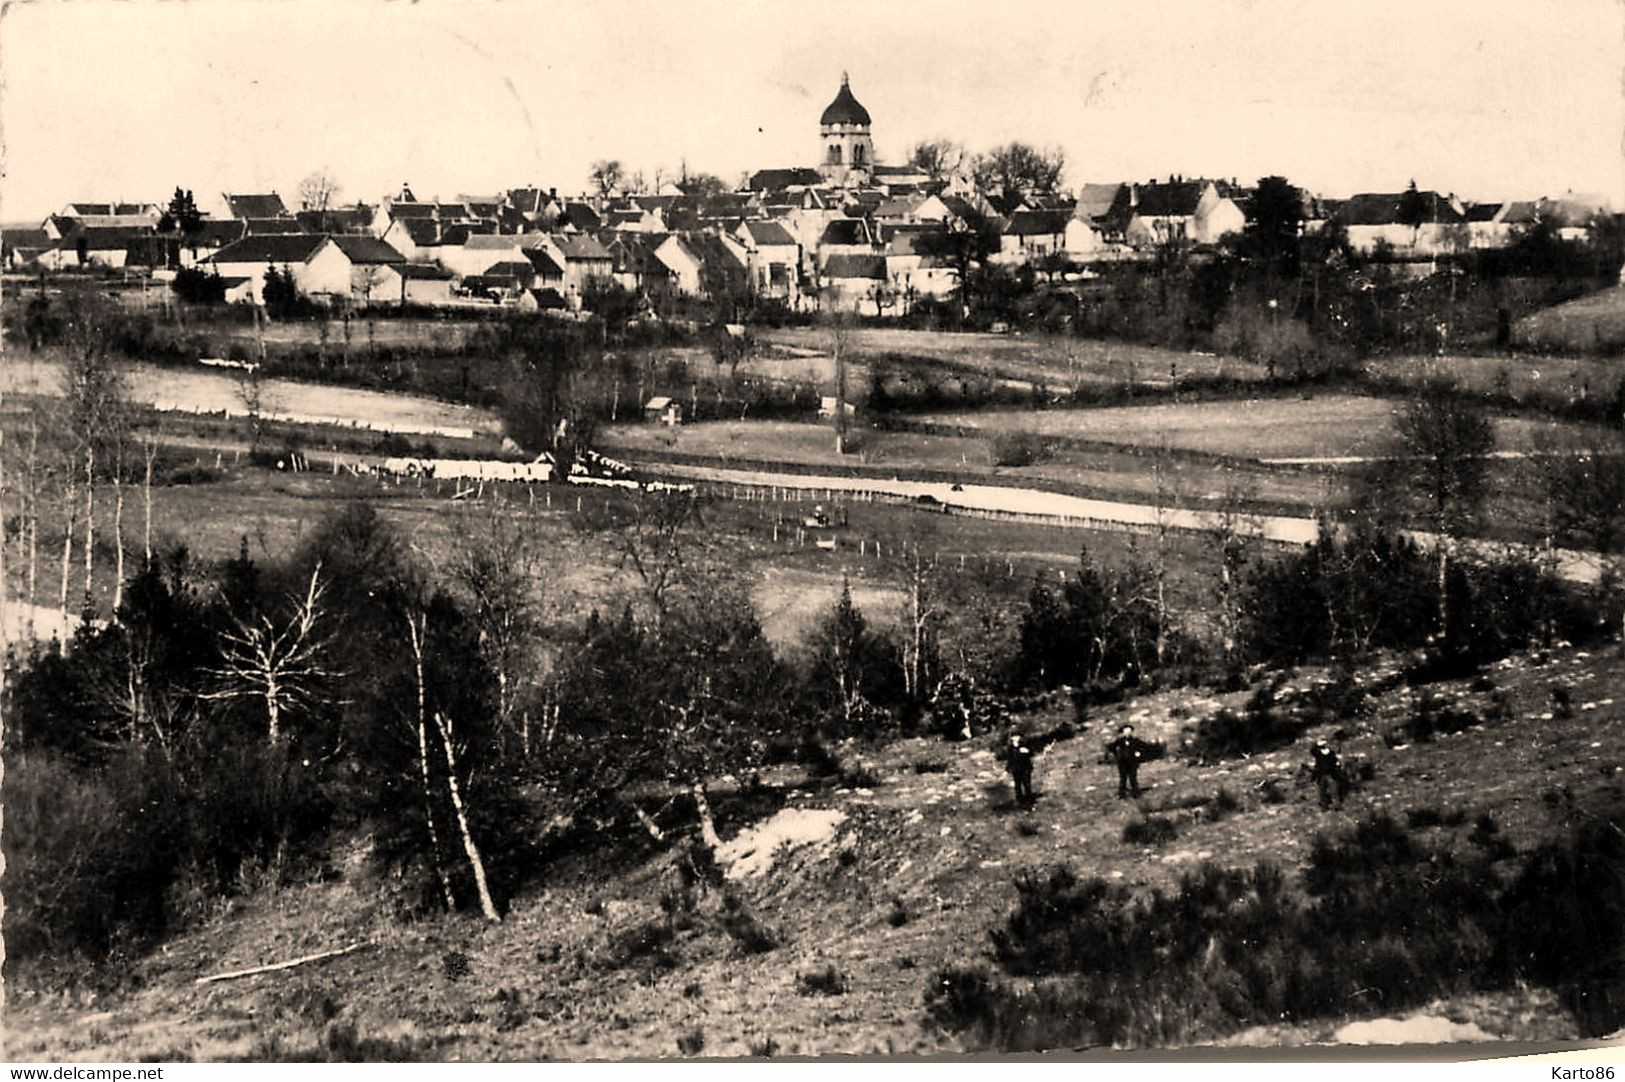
[{"x1": 3, "y1": 0, "x2": 1622, "y2": 223}]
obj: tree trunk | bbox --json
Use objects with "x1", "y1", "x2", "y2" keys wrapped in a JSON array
[
  {"x1": 691, "y1": 781, "x2": 721, "y2": 851},
  {"x1": 83, "y1": 445, "x2": 95, "y2": 608},
  {"x1": 1436, "y1": 541, "x2": 1449, "y2": 648},
  {"x1": 143, "y1": 439, "x2": 155, "y2": 562},
  {"x1": 264, "y1": 677, "x2": 281, "y2": 744},
  {"x1": 59, "y1": 472, "x2": 77, "y2": 631},
  {"x1": 25, "y1": 418, "x2": 39, "y2": 637},
  {"x1": 434, "y1": 711, "x2": 501, "y2": 922},
  {"x1": 406, "y1": 612, "x2": 455, "y2": 911},
  {"x1": 111, "y1": 475, "x2": 125, "y2": 615}
]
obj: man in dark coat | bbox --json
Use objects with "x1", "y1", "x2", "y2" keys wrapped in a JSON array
[
  {"x1": 1105, "y1": 724, "x2": 1147, "y2": 799},
  {"x1": 1308, "y1": 738, "x2": 1349, "y2": 809},
  {"x1": 1004, "y1": 732, "x2": 1036, "y2": 808}
]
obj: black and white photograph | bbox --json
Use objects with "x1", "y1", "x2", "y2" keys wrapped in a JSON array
[{"x1": 1, "y1": 0, "x2": 1622, "y2": 1064}]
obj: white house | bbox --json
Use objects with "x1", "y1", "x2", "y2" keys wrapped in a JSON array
[
  {"x1": 376, "y1": 262, "x2": 455, "y2": 306},
  {"x1": 736, "y1": 219, "x2": 802, "y2": 300},
  {"x1": 300, "y1": 236, "x2": 408, "y2": 303},
  {"x1": 653, "y1": 235, "x2": 705, "y2": 296},
  {"x1": 202, "y1": 234, "x2": 327, "y2": 302}
]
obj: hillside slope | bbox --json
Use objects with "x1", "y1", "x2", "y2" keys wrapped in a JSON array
[{"x1": 6, "y1": 644, "x2": 1623, "y2": 1061}]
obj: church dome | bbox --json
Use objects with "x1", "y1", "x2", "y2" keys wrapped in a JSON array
[{"x1": 819, "y1": 75, "x2": 871, "y2": 127}]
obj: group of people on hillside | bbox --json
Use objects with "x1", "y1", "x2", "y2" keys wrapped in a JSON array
[{"x1": 1001, "y1": 724, "x2": 1351, "y2": 811}]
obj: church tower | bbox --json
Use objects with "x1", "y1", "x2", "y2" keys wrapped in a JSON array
[{"x1": 818, "y1": 72, "x2": 873, "y2": 185}]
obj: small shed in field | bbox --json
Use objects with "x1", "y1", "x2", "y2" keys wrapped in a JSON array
[{"x1": 644, "y1": 396, "x2": 684, "y2": 426}]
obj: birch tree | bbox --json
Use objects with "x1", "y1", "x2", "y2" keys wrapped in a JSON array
[{"x1": 208, "y1": 565, "x2": 335, "y2": 744}]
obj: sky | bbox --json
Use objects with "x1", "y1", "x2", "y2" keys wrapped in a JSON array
[{"x1": 2, "y1": 0, "x2": 1621, "y2": 222}]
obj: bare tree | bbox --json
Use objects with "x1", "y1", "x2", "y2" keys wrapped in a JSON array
[
  {"x1": 908, "y1": 138, "x2": 966, "y2": 183},
  {"x1": 825, "y1": 313, "x2": 855, "y2": 454},
  {"x1": 432, "y1": 707, "x2": 501, "y2": 921},
  {"x1": 404, "y1": 608, "x2": 456, "y2": 912},
  {"x1": 447, "y1": 505, "x2": 546, "y2": 757},
  {"x1": 589, "y1": 159, "x2": 624, "y2": 200},
  {"x1": 59, "y1": 292, "x2": 131, "y2": 617},
  {"x1": 207, "y1": 565, "x2": 336, "y2": 743},
  {"x1": 579, "y1": 486, "x2": 704, "y2": 619},
  {"x1": 1532, "y1": 430, "x2": 1625, "y2": 653},
  {"x1": 298, "y1": 168, "x2": 343, "y2": 233},
  {"x1": 1361, "y1": 382, "x2": 1494, "y2": 645}
]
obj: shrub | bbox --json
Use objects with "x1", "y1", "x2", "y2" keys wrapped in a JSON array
[
  {"x1": 720, "y1": 893, "x2": 780, "y2": 954},
  {"x1": 931, "y1": 807, "x2": 1613, "y2": 1052},
  {"x1": 676, "y1": 1027, "x2": 706, "y2": 1056},
  {"x1": 602, "y1": 920, "x2": 679, "y2": 973},
  {"x1": 990, "y1": 431, "x2": 1053, "y2": 468},
  {"x1": 1122, "y1": 816, "x2": 1179, "y2": 847},
  {"x1": 1404, "y1": 806, "x2": 1467, "y2": 830},
  {"x1": 796, "y1": 965, "x2": 848, "y2": 996},
  {"x1": 887, "y1": 898, "x2": 910, "y2": 927}
]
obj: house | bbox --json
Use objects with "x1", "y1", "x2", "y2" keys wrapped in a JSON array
[
  {"x1": 37, "y1": 226, "x2": 155, "y2": 269},
  {"x1": 747, "y1": 167, "x2": 824, "y2": 193},
  {"x1": 817, "y1": 217, "x2": 878, "y2": 267},
  {"x1": 1335, "y1": 190, "x2": 1468, "y2": 255},
  {"x1": 300, "y1": 235, "x2": 407, "y2": 302},
  {"x1": 202, "y1": 233, "x2": 328, "y2": 301},
  {"x1": 1113, "y1": 180, "x2": 1246, "y2": 247},
  {"x1": 536, "y1": 232, "x2": 614, "y2": 295},
  {"x1": 222, "y1": 193, "x2": 291, "y2": 220},
  {"x1": 679, "y1": 232, "x2": 750, "y2": 300},
  {"x1": 602, "y1": 233, "x2": 673, "y2": 296},
  {"x1": 295, "y1": 204, "x2": 375, "y2": 234},
  {"x1": 820, "y1": 253, "x2": 889, "y2": 313},
  {"x1": 653, "y1": 234, "x2": 705, "y2": 296},
  {"x1": 644, "y1": 396, "x2": 684, "y2": 426},
  {"x1": 1464, "y1": 203, "x2": 1510, "y2": 249},
  {"x1": 485, "y1": 260, "x2": 539, "y2": 291},
  {"x1": 736, "y1": 219, "x2": 802, "y2": 299},
  {"x1": 1, "y1": 227, "x2": 51, "y2": 270},
  {"x1": 243, "y1": 218, "x2": 308, "y2": 235},
  {"x1": 996, "y1": 210, "x2": 1070, "y2": 264},
  {"x1": 444, "y1": 232, "x2": 548, "y2": 276},
  {"x1": 555, "y1": 202, "x2": 602, "y2": 234},
  {"x1": 1064, "y1": 210, "x2": 1106, "y2": 257},
  {"x1": 517, "y1": 287, "x2": 570, "y2": 312},
  {"x1": 373, "y1": 262, "x2": 455, "y2": 306},
  {"x1": 523, "y1": 248, "x2": 567, "y2": 291}
]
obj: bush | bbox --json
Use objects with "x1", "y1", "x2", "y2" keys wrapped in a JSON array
[
  {"x1": 796, "y1": 965, "x2": 848, "y2": 996},
  {"x1": 1122, "y1": 816, "x2": 1179, "y2": 847},
  {"x1": 990, "y1": 431, "x2": 1053, "y2": 468},
  {"x1": 601, "y1": 920, "x2": 679, "y2": 973},
  {"x1": 931, "y1": 807, "x2": 1622, "y2": 1051},
  {"x1": 720, "y1": 892, "x2": 780, "y2": 954}
]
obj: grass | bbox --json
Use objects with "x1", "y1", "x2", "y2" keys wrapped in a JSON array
[
  {"x1": 1511, "y1": 286, "x2": 1625, "y2": 353},
  {"x1": 913, "y1": 394, "x2": 1580, "y2": 462}
]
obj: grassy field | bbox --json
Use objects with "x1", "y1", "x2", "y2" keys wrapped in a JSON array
[
  {"x1": 600, "y1": 418, "x2": 1344, "y2": 513},
  {"x1": 4, "y1": 351, "x2": 504, "y2": 439},
  {"x1": 8, "y1": 640, "x2": 1620, "y2": 1058},
  {"x1": 760, "y1": 326, "x2": 1269, "y2": 390},
  {"x1": 1511, "y1": 285, "x2": 1625, "y2": 353},
  {"x1": 2, "y1": 456, "x2": 1229, "y2": 654},
  {"x1": 1364, "y1": 351, "x2": 1625, "y2": 405},
  {"x1": 913, "y1": 394, "x2": 1587, "y2": 461}
]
